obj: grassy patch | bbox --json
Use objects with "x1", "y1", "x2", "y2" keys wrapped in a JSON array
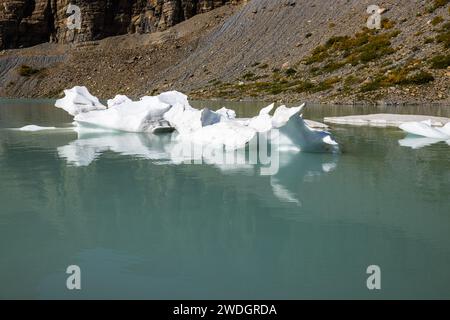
[
  {"x1": 360, "y1": 66, "x2": 434, "y2": 92},
  {"x1": 285, "y1": 68, "x2": 297, "y2": 77},
  {"x1": 303, "y1": 29, "x2": 399, "y2": 71},
  {"x1": 381, "y1": 19, "x2": 396, "y2": 29},
  {"x1": 436, "y1": 22, "x2": 450, "y2": 48},
  {"x1": 429, "y1": 54, "x2": 450, "y2": 69},
  {"x1": 18, "y1": 65, "x2": 40, "y2": 77},
  {"x1": 427, "y1": 0, "x2": 450, "y2": 13},
  {"x1": 242, "y1": 72, "x2": 256, "y2": 81},
  {"x1": 431, "y1": 16, "x2": 444, "y2": 26}
]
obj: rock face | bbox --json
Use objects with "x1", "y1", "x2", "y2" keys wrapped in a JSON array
[{"x1": 0, "y1": 0, "x2": 237, "y2": 49}]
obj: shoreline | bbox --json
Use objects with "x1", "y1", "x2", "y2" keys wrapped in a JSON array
[{"x1": 1, "y1": 94, "x2": 450, "y2": 108}]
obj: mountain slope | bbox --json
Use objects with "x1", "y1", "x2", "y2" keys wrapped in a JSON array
[{"x1": 0, "y1": 0, "x2": 449, "y2": 104}]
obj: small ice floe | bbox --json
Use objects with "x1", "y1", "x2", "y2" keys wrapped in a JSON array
[
  {"x1": 398, "y1": 121, "x2": 450, "y2": 149},
  {"x1": 399, "y1": 121, "x2": 450, "y2": 139},
  {"x1": 18, "y1": 125, "x2": 57, "y2": 131},
  {"x1": 55, "y1": 86, "x2": 106, "y2": 116},
  {"x1": 325, "y1": 114, "x2": 450, "y2": 128}
]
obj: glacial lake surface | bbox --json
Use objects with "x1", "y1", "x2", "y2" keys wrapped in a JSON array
[{"x1": 0, "y1": 99, "x2": 449, "y2": 299}]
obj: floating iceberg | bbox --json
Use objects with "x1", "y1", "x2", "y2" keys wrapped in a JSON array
[
  {"x1": 17, "y1": 125, "x2": 56, "y2": 131},
  {"x1": 399, "y1": 120, "x2": 450, "y2": 139},
  {"x1": 54, "y1": 86, "x2": 340, "y2": 153},
  {"x1": 398, "y1": 120, "x2": 450, "y2": 149},
  {"x1": 55, "y1": 86, "x2": 106, "y2": 116}
]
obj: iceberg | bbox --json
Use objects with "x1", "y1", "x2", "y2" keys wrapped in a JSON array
[
  {"x1": 399, "y1": 120, "x2": 450, "y2": 139},
  {"x1": 55, "y1": 86, "x2": 106, "y2": 116},
  {"x1": 398, "y1": 120, "x2": 450, "y2": 149},
  {"x1": 54, "y1": 86, "x2": 339, "y2": 153}
]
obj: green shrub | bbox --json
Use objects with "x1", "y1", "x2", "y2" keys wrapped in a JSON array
[
  {"x1": 18, "y1": 65, "x2": 40, "y2": 77},
  {"x1": 360, "y1": 67, "x2": 435, "y2": 92},
  {"x1": 429, "y1": 54, "x2": 450, "y2": 69},
  {"x1": 242, "y1": 72, "x2": 256, "y2": 80},
  {"x1": 381, "y1": 19, "x2": 396, "y2": 29},
  {"x1": 303, "y1": 29, "x2": 399, "y2": 69},
  {"x1": 434, "y1": 0, "x2": 449, "y2": 9},
  {"x1": 344, "y1": 75, "x2": 362, "y2": 86},
  {"x1": 401, "y1": 71, "x2": 435, "y2": 85},
  {"x1": 431, "y1": 16, "x2": 444, "y2": 26},
  {"x1": 436, "y1": 30, "x2": 450, "y2": 48},
  {"x1": 427, "y1": 0, "x2": 449, "y2": 13},
  {"x1": 285, "y1": 68, "x2": 297, "y2": 77}
]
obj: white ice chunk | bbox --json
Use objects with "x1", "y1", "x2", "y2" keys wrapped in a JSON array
[
  {"x1": 215, "y1": 107, "x2": 237, "y2": 120},
  {"x1": 107, "y1": 95, "x2": 132, "y2": 108},
  {"x1": 75, "y1": 97, "x2": 172, "y2": 133},
  {"x1": 180, "y1": 121, "x2": 257, "y2": 150},
  {"x1": 275, "y1": 107, "x2": 340, "y2": 153},
  {"x1": 437, "y1": 123, "x2": 450, "y2": 136},
  {"x1": 163, "y1": 105, "x2": 221, "y2": 135},
  {"x1": 248, "y1": 114, "x2": 273, "y2": 133},
  {"x1": 155, "y1": 91, "x2": 189, "y2": 107},
  {"x1": 55, "y1": 86, "x2": 106, "y2": 116},
  {"x1": 18, "y1": 125, "x2": 56, "y2": 131},
  {"x1": 399, "y1": 121, "x2": 449, "y2": 139},
  {"x1": 259, "y1": 103, "x2": 275, "y2": 116},
  {"x1": 247, "y1": 103, "x2": 275, "y2": 133},
  {"x1": 272, "y1": 104, "x2": 305, "y2": 128}
]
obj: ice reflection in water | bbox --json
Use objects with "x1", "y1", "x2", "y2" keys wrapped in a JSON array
[
  {"x1": 399, "y1": 136, "x2": 450, "y2": 149},
  {"x1": 57, "y1": 128, "x2": 339, "y2": 205}
]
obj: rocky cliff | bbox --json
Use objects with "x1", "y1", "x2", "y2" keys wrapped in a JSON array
[{"x1": 0, "y1": 0, "x2": 237, "y2": 49}]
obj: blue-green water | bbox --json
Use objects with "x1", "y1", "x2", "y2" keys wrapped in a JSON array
[{"x1": 0, "y1": 100, "x2": 449, "y2": 299}]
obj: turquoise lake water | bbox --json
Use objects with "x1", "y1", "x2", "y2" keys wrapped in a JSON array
[{"x1": 0, "y1": 99, "x2": 449, "y2": 299}]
